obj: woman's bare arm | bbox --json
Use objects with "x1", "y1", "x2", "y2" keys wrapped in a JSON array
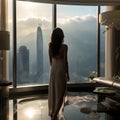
[
  {"x1": 64, "y1": 44, "x2": 70, "y2": 81},
  {"x1": 49, "y1": 44, "x2": 52, "y2": 66}
]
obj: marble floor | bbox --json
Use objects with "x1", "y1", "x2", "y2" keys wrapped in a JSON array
[{"x1": 9, "y1": 92, "x2": 105, "y2": 120}]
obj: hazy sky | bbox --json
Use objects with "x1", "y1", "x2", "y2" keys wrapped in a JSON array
[{"x1": 8, "y1": 1, "x2": 99, "y2": 22}]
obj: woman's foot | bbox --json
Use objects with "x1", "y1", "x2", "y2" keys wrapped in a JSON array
[
  {"x1": 51, "y1": 115, "x2": 58, "y2": 120},
  {"x1": 59, "y1": 114, "x2": 66, "y2": 120}
]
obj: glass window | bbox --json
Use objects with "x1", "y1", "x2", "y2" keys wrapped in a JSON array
[
  {"x1": 100, "y1": 6, "x2": 105, "y2": 76},
  {"x1": 16, "y1": 1, "x2": 52, "y2": 85},
  {"x1": 8, "y1": 0, "x2": 13, "y2": 83},
  {"x1": 57, "y1": 5, "x2": 98, "y2": 82},
  {"x1": 12, "y1": 2, "x2": 105, "y2": 85}
]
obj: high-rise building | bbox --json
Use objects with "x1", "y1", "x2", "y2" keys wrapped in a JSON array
[
  {"x1": 36, "y1": 26, "x2": 43, "y2": 82},
  {"x1": 17, "y1": 46, "x2": 29, "y2": 84}
]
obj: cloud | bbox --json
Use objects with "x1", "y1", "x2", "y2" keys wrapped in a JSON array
[
  {"x1": 58, "y1": 15, "x2": 96, "y2": 30},
  {"x1": 16, "y1": 14, "x2": 97, "y2": 40},
  {"x1": 17, "y1": 17, "x2": 51, "y2": 37}
]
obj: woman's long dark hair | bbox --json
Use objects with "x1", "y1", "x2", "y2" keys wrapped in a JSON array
[{"x1": 50, "y1": 28, "x2": 64, "y2": 57}]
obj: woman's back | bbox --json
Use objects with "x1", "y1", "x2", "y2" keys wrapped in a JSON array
[
  {"x1": 53, "y1": 44, "x2": 65, "y2": 58},
  {"x1": 49, "y1": 44, "x2": 67, "y2": 62},
  {"x1": 48, "y1": 28, "x2": 69, "y2": 120},
  {"x1": 51, "y1": 44, "x2": 67, "y2": 71}
]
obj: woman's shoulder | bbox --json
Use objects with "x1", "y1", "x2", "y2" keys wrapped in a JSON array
[
  {"x1": 61, "y1": 44, "x2": 68, "y2": 51},
  {"x1": 62, "y1": 44, "x2": 68, "y2": 48},
  {"x1": 49, "y1": 42, "x2": 52, "y2": 49},
  {"x1": 49, "y1": 42, "x2": 51, "y2": 46}
]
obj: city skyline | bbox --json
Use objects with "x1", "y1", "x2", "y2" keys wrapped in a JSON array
[{"x1": 16, "y1": 25, "x2": 44, "y2": 84}]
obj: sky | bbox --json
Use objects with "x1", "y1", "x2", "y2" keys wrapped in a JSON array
[{"x1": 8, "y1": 1, "x2": 98, "y2": 19}]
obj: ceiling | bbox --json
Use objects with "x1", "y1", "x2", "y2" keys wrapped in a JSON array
[{"x1": 17, "y1": 0, "x2": 120, "y2": 5}]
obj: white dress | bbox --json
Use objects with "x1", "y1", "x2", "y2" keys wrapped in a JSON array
[{"x1": 48, "y1": 52, "x2": 67, "y2": 119}]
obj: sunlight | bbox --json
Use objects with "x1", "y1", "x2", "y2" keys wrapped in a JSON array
[
  {"x1": 24, "y1": 108, "x2": 35, "y2": 119},
  {"x1": 21, "y1": 2, "x2": 34, "y2": 9}
]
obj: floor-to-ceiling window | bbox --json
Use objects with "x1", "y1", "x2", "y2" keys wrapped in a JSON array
[
  {"x1": 57, "y1": 5, "x2": 98, "y2": 82},
  {"x1": 8, "y1": 0, "x2": 106, "y2": 86},
  {"x1": 100, "y1": 6, "x2": 105, "y2": 77},
  {"x1": 16, "y1": 1, "x2": 52, "y2": 85},
  {"x1": 8, "y1": 0, "x2": 13, "y2": 83}
]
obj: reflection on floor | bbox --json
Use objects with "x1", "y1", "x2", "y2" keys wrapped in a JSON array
[{"x1": 9, "y1": 92, "x2": 105, "y2": 120}]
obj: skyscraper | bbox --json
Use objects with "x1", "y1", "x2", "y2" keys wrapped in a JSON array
[
  {"x1": 17, "y1": 46, "x2": 29, "y2": 84},
  {"x1": 36, "y1": 26, "x2": 43, "y2": 82}
]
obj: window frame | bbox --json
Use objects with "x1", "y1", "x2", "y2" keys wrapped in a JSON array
[
  {"x1": 12, "y1": 0, "x2": 102, "y2": 88},
  {"x1": 17, "y1": 0, "x2": 120, "y2": 5}
]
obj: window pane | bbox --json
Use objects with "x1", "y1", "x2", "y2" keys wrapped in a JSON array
[
  {"x1": 16, "y1": 1, "x2": 52, "y2": 85},
  {"x1": 57, "y1": 5, "x2": 98, "y2": 82},
  {"x1": 100, "y1": 6, "x2": 105, "y2": 77},
  {"x1": 8, "y1": 0, "x2": 13, "y2": 84}
]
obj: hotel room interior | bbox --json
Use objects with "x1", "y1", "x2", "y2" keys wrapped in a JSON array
[{"x1": 1, "y1": 0, "x2": 120, "y2": 120}]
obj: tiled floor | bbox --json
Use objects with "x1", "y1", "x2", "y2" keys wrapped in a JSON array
[{"x1": 9, "y1": 92, "x2": 105, "y2": 120}]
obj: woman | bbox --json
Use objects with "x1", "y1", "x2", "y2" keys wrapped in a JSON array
[{"x1": 48, "y1": 28, "x2": 69, "y2": 120}]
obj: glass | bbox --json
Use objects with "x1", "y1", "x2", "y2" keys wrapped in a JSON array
[
  {"x1": 8, "y1": 0, "x2": 13, "y2": 84},
  {"x1": 57, "y1": 5, "x2": 98, "y2": 82},
  {"x1": 100, "y1": 6, "x2": 105, "y2": 77},
  {"x1": 16, "y1": 1, "x2": 52, "y2": 85}
]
